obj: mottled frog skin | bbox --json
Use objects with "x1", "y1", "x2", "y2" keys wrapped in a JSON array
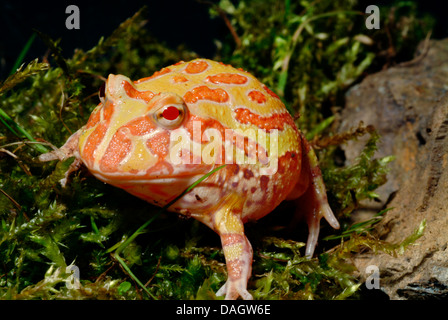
[{"x1": 40, "y1": 59, "x2": 339, "y2": 300}]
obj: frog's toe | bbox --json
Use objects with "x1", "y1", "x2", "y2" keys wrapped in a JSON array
[
  {"x1": 217, "y1": 280, "x2": 253, "y2": 300},
  {"x1": 38, "y1": 149, "x2": 67, "y2": 162},
  {"x1": 216, "y1": 281, "x2": 227, "y2": 297},
  {"x1": 304, "y1": 202, "x2": 339, "y2": 258},
  {"x1": 238, "y1": 288, "x2": 253, "y2": 300},
  {"x1": 322, "y1": 202, "x2": 339, "y2": 230}
]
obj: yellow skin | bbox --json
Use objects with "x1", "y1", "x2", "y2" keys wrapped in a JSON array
[{"x1": 40, "y1": 59, "x2": 339, "y2": 300}]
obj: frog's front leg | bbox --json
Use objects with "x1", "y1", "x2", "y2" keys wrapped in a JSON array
[
  {"x1": 212, "y1": 195, "x2": 253, "y2": 300},
  {"x1": 39, "y1": 129, "x2": 83, "y2": 187}
]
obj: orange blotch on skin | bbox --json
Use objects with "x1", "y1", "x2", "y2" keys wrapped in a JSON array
[
  {"x1": 184, "y1": 115, "x2": 266, "y2": 164},
  {"x1": 172, "y1": 75, "x2": 189, "y2": 83},
  {"x1": 184, "y1": 86, "x2": 229, "y2": 104},
  {"x1": 227, "y1": 259, "x2": 243, "y2": 280},
  {"x1": 82, "y1": 102, "x2": 115, "y2": 167},
  {"x1": 221, "y1": 233, "x2": 245, "y2": 247},
  {"x1": 121, "y1": 115, "x2": 156, "y2": 136},
  {"x1": 263, "y1": 85, "x2": 280, "y2": 99},
  {"x1": 83, "y1": 123, "x2": 107, "y2": 167},
  {"x1": 185, "y1": 60, "x2": 209, "y2": 74},
  {"x1": 277, "y1": 151, "x2": 300, "y2": 175},
  {"x1": 185, "y1": 115, "x2": 227, "y2": 144},
  {"x1": 123, "y1": 81, "x2": 154, "y2": 102},
  {"x1": 146, "y1": 131, "x2": 170, "y2": 159},
  {"x1": 183, "y1": 115, "x2": 227, "y2": 164},
  {"x1": 234, "y1": 108, "x2": 297, "y2": 131},
  {"x1": 218, "y1": 61, "x2": 232, "y2": 68},
  {"x1": 206, "y1": 73, "x2": 248, "y2": 85},
  {"x1": 99, "y1": 128, "x2": 132, "y2": 173},
  {"x1": 227, "y1": 130, "x2": 265, "y2": 164},
  {"x1": 248, "y1": 90, "x2": 267, "y2": 104},
  {"x1": 145, "y1": 160, "x2": 174, "y2": 176},
  {"x1": 102, "y1": 101, "x2": 115, "y2": 122},
  {"x1": 85, "y1": 106, "x2": 101, "y2": 129}
]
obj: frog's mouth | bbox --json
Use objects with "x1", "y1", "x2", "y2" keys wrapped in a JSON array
[
  {"x1": 89, "y1": 160, "x2": 216, "y2": 188},
  {"x1": 87, "y1": 160, "x2": 215, "y2": 182},
  {"x1": 91, "y1": 171, "x2": 213, "y2": 206}
]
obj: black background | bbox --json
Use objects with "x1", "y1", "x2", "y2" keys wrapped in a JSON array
[{"x1": 0, "y1": 0, "x2": 226, "y2": 78}]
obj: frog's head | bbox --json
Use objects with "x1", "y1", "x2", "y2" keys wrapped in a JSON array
[{"x1": 78, "y1": 74, "x2": 218, "y2": 200}]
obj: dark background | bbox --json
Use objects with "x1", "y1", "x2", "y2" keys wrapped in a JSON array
[
  {"x1": 1, "y1": 0, "x2": 447, "y2": 80},
  {"x1": 0, "y1": 0, "x2": 227, "y2": 79}
]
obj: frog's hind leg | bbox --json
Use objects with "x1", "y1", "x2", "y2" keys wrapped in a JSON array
[{"x1": 291, "y1": 134, "x2": 339, "y2": 257}]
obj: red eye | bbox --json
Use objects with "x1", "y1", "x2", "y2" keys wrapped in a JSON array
[
  {"x1": 153, "y1": 99, "x2": 186, "y2": 129},
  {"x1": 162, "y1": 106, "x2": 180, "y2": 120}
]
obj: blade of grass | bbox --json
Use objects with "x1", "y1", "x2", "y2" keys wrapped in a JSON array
[
  {"x1": 9, "y1": 33, "x2": 37, "y2": 76},
  {"x1": 0, "y1": 108, "x2": 48, "y2": 153},
  {"x1": 305, "y1": 115, "x2": 334, "y2": 140},
  {"x1": 324, "y1": 208, "x2": 393, "y2": 241}
]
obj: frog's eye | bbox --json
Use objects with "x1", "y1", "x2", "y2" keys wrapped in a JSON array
[{"x1": 154, "y1": 103, "x2": 186, "y2": 129}]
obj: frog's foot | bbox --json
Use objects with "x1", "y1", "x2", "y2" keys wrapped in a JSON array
[
  {"x1": 59, "y1": 158, "x2": 83, "y2": 187},
  {"x1": 38, "y1": 129, "x2": 82, "y2": 162},
  {"x1": 292, "y1": 134, "x2": 339, "y2": 257},
  {"x1": 216, "y1": 278, "x2": 253, "y2": 300},
  {"x1": 296, "y1": 185, "x2": 339, "y2": 257},
  {"x1": 213, "y1": 195, "x2": 253, "y2": 300},
  {"x1": 39, "y1": 129, "x2": 83, "y2": 187}
]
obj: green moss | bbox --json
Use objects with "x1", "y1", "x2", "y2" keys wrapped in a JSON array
[
  {"x1": 0, "y1": 2, "x2": 432, "y2": 300},
  {"x1": 322, "y1": 127, "x2": 395, "y2": 216}
]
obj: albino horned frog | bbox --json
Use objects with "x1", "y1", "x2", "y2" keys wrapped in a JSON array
[{"x1": 40, "y1": 59, "x2": 339, "y2": 300}]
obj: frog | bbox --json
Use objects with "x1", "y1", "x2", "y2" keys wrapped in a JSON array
[{"x1": 39, "y1": 59, "x2": 339, "y2": 300}]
